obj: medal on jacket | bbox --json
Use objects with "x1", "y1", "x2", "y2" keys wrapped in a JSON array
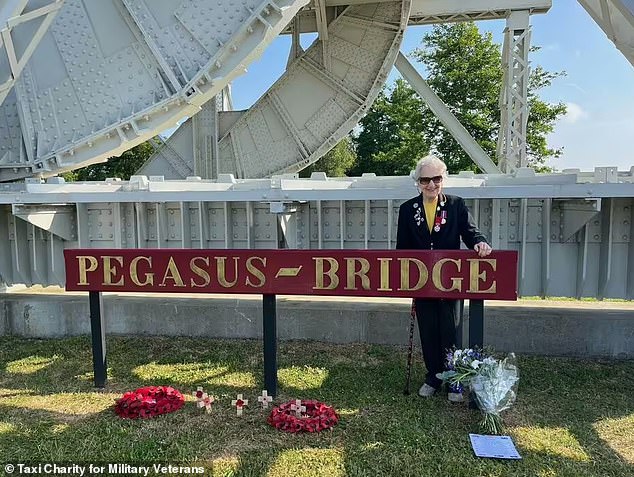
[{"x1": 434, "y1": 210, "x2": 447, "y2": 232}]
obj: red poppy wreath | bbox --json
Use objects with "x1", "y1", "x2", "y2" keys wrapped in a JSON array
[
  {"x1": 268, "y1": 399, "x2": 339, "y2": 433},
  {"x1": 114, "y1": 386, "x2": 184, "y2": 419}
]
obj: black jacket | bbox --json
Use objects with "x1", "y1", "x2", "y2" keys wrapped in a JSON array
[{"x1": 396, "y1": 193, "x2": 488, "y2": 251}]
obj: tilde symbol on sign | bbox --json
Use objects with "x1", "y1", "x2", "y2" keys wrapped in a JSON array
[{"x1": 275, "y1": 266, "x2": 302, "y2": 278}]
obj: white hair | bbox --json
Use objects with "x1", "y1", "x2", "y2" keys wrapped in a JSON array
[{"x1": 413, "y1": 154, "x2": 447, "y2": 181}]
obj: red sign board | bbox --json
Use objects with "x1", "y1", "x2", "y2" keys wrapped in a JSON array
[{"x1": 63, "y1": 249, "x2": 518, "y2": 300}]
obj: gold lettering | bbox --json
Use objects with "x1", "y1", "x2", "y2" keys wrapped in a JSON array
[
  {"x1": 344, "y1": 258, "x2": 370, "y2": 290},
  {"x1": 377, "y1": 257, "x2": 393, "y2": 291},
  {"x1": 130, "y1": 256, "x2": 154, "y2": 286},
  {"x1": 159, "y1": 256, "x2": 186, "y2": 287},
  {"x1": 398, "y1": 258, "x2": 428, "y2": 291},
  {"x1": 245, "y1": 256, "x2": 266, "y2": 288},
  {"x1": 467, "y1": 258, "x2": 497, "y2": 293},
  {"x1": 216, "y1": 256, "x2": 239, "y2": 288},
  {"x1": 432, "y1": 258, "x2": 463, "y2": 292},
  {"x1": 190, "y1": 257, "x2": 211, "y2": 288},
  {"x1": 76, "y1": 255, "x2": 98, "y2": 286},
  {"x1": 102, "y1": 256, "x2": 124, "y2": 286},
  {"x1": 313, "y1": 257, "x2": 339, "y2": 290}
]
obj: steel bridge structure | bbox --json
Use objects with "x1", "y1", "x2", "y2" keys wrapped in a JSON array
[{"x1": 0, "y1": 0, "x2": 632, "y2": 299}]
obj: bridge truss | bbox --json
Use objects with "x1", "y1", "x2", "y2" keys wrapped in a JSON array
[
  {"x1": 0, "y1": 0, "x2": 632, "y2": 299},
  {"x1": 1, "y1": 168, "x2": 632, "y2": 299}
]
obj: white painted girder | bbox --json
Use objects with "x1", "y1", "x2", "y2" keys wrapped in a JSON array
[
  {"x1": 216, "y1": 1, "x2": 411, "y2": 178},
  {"x1": 282, "y1": 0, "x2": 551, "y2": 33},
  {"x1": 394, "y1": 52, "x2": 501, "y2": 174},
  {"x1": 0, "y1": 189, "x2": 632, "y2": 300},
  {"x1": 497, "y1": 10, "x2": 531, "y2": 173},
  {"x1": 5, "y1": 0, "x2": 634, "y2": 185},
  {"x1": 324, "y1": 0, "x2": 552, "y2": 22},
  {"x1": 0, "y1": 0, "x2": 556, "y2": 182},
  {"x1": 578, "y1": 0, "x2": 634, "y2": 67},
  {"x1": 325, "y1": 0, "x2": 551, "y2": 13},
  {"x1": 0, "y1": 0, "x2": 309, "y2": 181},
  {"x1": 0, "y1": 0, "x2": 64, "y2": 105},
  {"x1": 0, "y1": 0, "x2": 65, "y2": 106},
  {"x1": 0, "y1": 169, "x2": 631, "y2": 205}
]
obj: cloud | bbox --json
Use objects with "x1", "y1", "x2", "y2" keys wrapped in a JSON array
[{"x1": 561, "y1": 102, "x2": 589, "y2": 123}]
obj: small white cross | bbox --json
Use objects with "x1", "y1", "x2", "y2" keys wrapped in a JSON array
[
  {"x1": 231, "y1": 393, "x2": 249, "y2": 416},
  {"x1": 290, "y1": 399, "x2": 306, "y2": 418},
  {"x1": 198, "y1": 394, "x2": 214, "y2": 413},
  {"x1": 257, "y1": 390, "x2": 273, "y2": 409},
  {"x1": 193, "y1": 386, "x2": 205, "y2": 402}
]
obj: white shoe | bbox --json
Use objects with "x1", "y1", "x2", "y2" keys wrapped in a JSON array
[
  {"x1": 448, "y1": 392, "x2": 464, "y2": 403},
  {"x1": 418, "y1": 383, "x2": 437, "y2": 397}
]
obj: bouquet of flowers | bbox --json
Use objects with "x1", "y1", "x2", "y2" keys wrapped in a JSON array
[{"x1": 437, "y1": 348, "x2": 519, "y2": 434}]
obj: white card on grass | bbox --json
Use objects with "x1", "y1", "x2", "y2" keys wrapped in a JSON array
[{"x1": 469, "y1": 434, "x2": 521, "y2": 459}]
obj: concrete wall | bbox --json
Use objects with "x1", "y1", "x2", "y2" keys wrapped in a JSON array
[{"x1": 0, "y1": 292, "x2": 632, "y2": 358}]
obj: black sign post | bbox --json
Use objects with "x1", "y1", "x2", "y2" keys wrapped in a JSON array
[
  {"x1": 89, "y1": 291, "x2": 107, "y2": 388},
  {"x1": 469, "y1": 299, "x2": 485, "y2": 348},
  {"x1": 262, "y1": 294, "x2": 277, "y2": 397}
]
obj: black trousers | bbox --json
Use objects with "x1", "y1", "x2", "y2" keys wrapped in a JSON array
[{"x1": 415, "y1": 298, "x2": 461, "y2": 389}]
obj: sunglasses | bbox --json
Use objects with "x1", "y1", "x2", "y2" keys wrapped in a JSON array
[{"x1": 417, "y1": 175, "x2": 443, "y2": 185}]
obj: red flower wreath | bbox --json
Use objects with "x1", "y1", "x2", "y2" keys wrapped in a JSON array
[
  {"x1": 114, "y1": 386, "x2": 184, "y2": 419},
  {"x1": 268, "y1": 399, "x2": 339, "y2": 433}
]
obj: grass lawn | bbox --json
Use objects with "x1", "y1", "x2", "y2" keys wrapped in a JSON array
[{"x1": 0, "y1": 336, "x2": 632, "y2": 477}]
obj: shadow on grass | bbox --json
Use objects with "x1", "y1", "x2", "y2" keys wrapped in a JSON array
[{"x1": 0, "y1": 336, "x2": 632, "y2": 476}]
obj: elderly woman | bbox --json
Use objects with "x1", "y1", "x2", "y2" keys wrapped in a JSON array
[{"x1": 396, "y1": 155, "x2": 492, "y2": 402}]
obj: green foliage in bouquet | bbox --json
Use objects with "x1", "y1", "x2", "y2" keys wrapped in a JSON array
[{"x1": 437, "y1": 348, "x2": 519, "y2": 434}]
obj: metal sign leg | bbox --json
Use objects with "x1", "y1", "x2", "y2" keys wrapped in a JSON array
[
  {"x1": 263, "y1": 294, "x2": 277, "y2": 397},
  {"x1": 469, "y1": 299, "x2": 484, "y2": 348},
  {"x1": 89, "y1": 291, "x2": 107, "y2": 388}
]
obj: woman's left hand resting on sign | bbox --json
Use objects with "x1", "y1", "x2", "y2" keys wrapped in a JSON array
[{"x1": 474, "y1": 242, "x2": 493, "y2": 257}]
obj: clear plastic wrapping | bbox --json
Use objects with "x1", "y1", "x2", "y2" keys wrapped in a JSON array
[
  {"x1": 470, "y1": 353, "x2": 519, "y2": 434},
  {"x1": 437, "y1": 349, "x2": 520, "y2": 434}
]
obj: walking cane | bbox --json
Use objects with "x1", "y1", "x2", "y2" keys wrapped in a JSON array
[{"x1": 403, "y1": 299, "x2": 416, "y2": 395}]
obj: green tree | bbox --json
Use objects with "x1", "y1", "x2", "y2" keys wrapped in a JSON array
[
  {"x1": 412, "y1": 23, "x2": 502, "y2": 173},
  {"x1": 412, "y1": 22, "x2": 566, "y2": 172},
  {"x1": 62, "y1": 141, "x2": 154, "y2": 181},
  {"x1": 354, "y1": 23, "x2": 566, "y2": 175},
  {"x1": 351, "y1": 79, "x2": 430, "y2": 176},
  {"x1": 299, "y1": 137, "x2": 357, "y2": 177}
]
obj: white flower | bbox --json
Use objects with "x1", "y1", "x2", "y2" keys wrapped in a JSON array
[
  {"x1": 454, "y1": 350, "x2": 463, "y2": 357},
  {"x1": 470, "y1": 360, "x2": 481, "y2": 369},
  {"x1": 483, "y1": 357, "x2": 497, "y2": 366}
]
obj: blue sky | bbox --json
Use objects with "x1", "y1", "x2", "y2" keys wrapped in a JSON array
[{"x1": 228, "y1": 0, "x2": 634, "y2": 173}]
